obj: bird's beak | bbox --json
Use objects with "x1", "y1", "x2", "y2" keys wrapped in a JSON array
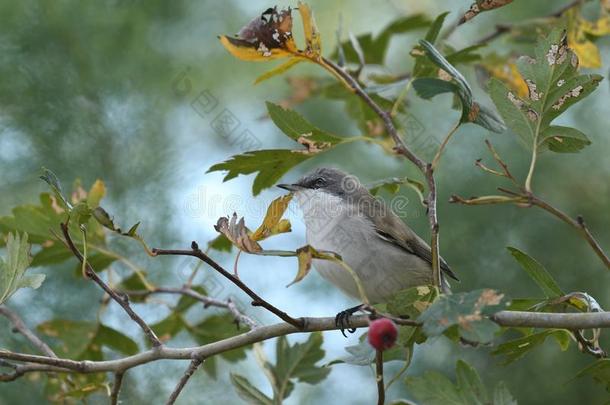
[{"x1": 277, "y1": 183, "x2": 300, "y2": 192}]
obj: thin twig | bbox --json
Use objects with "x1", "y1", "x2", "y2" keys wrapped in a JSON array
[
  {"x1": 529, "y1": 197, "x2": 610, "y2": 270},
  {"x1": 125, "y1": 287, "x2": 258, "y2": 329},
  {"x1": 152, "y1": 242, "x2": 304, "y2": 328},
  {"x1": 60, "y1": 223, "x2": 163, "y2": 347},
  {"x1": 110, "y1": 371, "x2": 124, "y2": 405},
  {"x1": 0, "y1": 306, "x2": 57, "y2": 358},
  {"x1": 375, "y1": 350, "x2": 385, "y2": 405},
  {"x1": 166, "y1": 358, "x2": 203, "y2": 405},
  {"x1": 431, "y1": 120, "x2": 461, "y2": 169}
]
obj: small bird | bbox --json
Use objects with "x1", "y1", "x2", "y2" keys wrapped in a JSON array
[{"x1": 278, "y1": 167, "x2": 458, "y2": 333}]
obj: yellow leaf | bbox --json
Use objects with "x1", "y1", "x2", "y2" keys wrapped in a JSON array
[
  {"x1": 87, "y1": 180, "x2": 106, "y2": 208},
  {"x1": 287, "y1": 245, "x2": 316, "y2": 286},
  {"x1": 481, "y1": 56, "x2": 528, "y2": 98},
  {"x1": 298, "y1": 2, "x2": 322, "y2": 57},
  {"x1": 254, "y1": 57, "x2": 304, "y2": 84},
  {"x1": 251, "y1": 194, "x2": 293, "y2": 241},
  {"x1": 565, "y1": 8, "x2": 610, "y2": 68},
  {"x1": 219, "y1": 35, "x2": 293, "y2": 61}
]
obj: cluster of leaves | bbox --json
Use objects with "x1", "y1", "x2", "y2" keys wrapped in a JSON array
[{"x1": 213, "y1": 1, "x2": 610, "y2": 400}]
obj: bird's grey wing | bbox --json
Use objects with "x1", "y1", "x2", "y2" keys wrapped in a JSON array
[{"x1": 358, "y1": 193, "x2": 459, "y2": 281}]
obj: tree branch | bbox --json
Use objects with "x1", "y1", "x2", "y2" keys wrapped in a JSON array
[
  {"x1": 375, "y1": 350, "x2": 385, "y2": 405},
  {"x1": 60, "y1": 222, "x2": 163, "y2": 347},
  {"x1": 3, "y1": 311, "x2": 610, "y2": 383},
  {"x1": 166, "y1": 358, "x2": 203, "y2": 405},
  {"x1": 151, "y1": 242, "x2": 303, "y2": 328},
  {"x1": 110, "y1": 371, "x2": 124, "y2": 405},
  {"x1": 0, "y1": 306, "x2": 57, "y2": 358}
]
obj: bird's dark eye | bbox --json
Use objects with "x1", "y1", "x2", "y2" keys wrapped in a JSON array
[{"x1": 314, "y1": 177, "x2": 326, "y2": 188}]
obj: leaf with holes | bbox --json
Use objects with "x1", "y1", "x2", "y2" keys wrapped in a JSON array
[
  {"x1": 418, "y1": 289, "x2": 509, "y2": 343},
  {"x1": 489, "y1": 28, "x2": 602, "y2": 154}
]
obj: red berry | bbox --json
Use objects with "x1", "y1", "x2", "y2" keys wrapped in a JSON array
[{"x1": 367, "y1": 318, "x2": 398, "y2": 351}]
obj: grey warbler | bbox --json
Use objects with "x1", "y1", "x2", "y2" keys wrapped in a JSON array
[{"x1": 278, "y1": 167, "x2": 458, "y2": 334}]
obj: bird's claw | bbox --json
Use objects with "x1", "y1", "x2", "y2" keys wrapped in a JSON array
[{"x1": 334, "y1": 304, "x2": 363, "y2": 337}]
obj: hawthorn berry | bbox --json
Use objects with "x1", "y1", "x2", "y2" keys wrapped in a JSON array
[{"x1": 367, "y1": 318, "x2": 398, "y2": 351}]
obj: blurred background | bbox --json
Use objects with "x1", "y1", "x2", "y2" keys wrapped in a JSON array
[{"x1": 1, "y1": 0, "x2": 609, "y2": 403}]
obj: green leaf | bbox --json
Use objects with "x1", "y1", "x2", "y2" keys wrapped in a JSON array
[
  {"x1": 489, "y1": 78, "x2": 535, "y2": 144},
  {"x1": 266, "y1": 102, "x2": 343, "y2": 145},
  {"x1": 37, "y1": 320, "x2": 98, "y2": 359},
  {"x1": 405, "y1": 370, "x2": 463, "y2": 405},
  {"x1": 151, "y1": 312, "x2": 186, "y2": 342},
  {"x1": 539, "y1": 125, "x2": 591, "y2": 153},
  {"x1": 418, "y1": 40, "x2": 505, "y2": 132},
  {"x1": 507, "y1": 247, "x2": 563, "y2": 298},
  {"x1": 39, "y1": 167, "x2": 71, "y2": 210},
  {"x1": 576, "y1": 359, "x2": 610, "y2": 392},
  {"x1": 230, "y1": 373, "x2": 273, "y2": 405},
  {"x1": 207, "y1": 150, "x2": 310, "y2": 196},
  {"x1": 425, "y1": 12, "x2": 450, "y2": 42},
  {"x1": 271, "y1": 332, "x2": 330, "y2": 400},
  {"x1": 93, "y1": 324, "x2": 139, "y2": 355},
  {"x1": 412, "y1": 77, "x2": 460, "y2": 99},
  {"x1": 188, "y1": 314, "x2": 247, "y2": 363},
  {"x1": 418, "y1": 289, "x2": 508, "y2": 343},
  {"x1": 0, "y1": 193, "x2": 67, "y2": 245},
  {"x1": 208, "y1": 234, "x2": 233, "y2": 252},
  {"x1": 73, "y1": 252, "x2": 117, "y2": 276},
  {"x1": 0, "y1": 232, "x2": 45, "y2": 305},
  {"x1": 489, "y1": 28, "x2": 601, "y2": 153},
  {"x1": 332, "y1": 14, "x2": 430, "y2": 65},
  {"x1": 175, "y1": 285, "x2": 207, "y2": 313},
  {"x1": 31, "y1": 243, "x2": 73, "y2": 267},
  {"x1": 406, "y1": 360, "x2": 516, "y2": 405},
  {"x1": 492, "y1": 329, "x2": 571, "y2": 364}
]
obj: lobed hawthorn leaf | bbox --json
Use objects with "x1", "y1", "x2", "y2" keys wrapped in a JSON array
[
  {"x1": 0, "y1": 232, "x2": 45, "y2": 305},
  {"x1": 331, "y1": 14, "x2": 430, "y2": 65},
  {"x1": 489, "y1": 28, "x2": 602, "y2": 154},
  {"x1": 492, "y1": 329, "x2": 571, "y2": 364},
  {"x1": 418, "y1": 289, "x2": 509, "y2": 343},
  {"x1": 271, "y1": 332, "x2": 330, "y2": 399},
  {"x1": 266, "y1": 102, "x2": 343, "y2": 147},
  {"x1": 405, "y1": 359, "x2": 517, "y2": 405},
  {"x1": 507, "y1": 247, "x2": 563, "y2": 298},
  {"x1": 207, "y1": 149, "x2": 310, "y2": 196}
]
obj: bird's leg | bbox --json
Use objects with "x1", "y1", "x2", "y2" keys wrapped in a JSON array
[{"x1": 335, "y1": 304, "x2": 365, "y2": 337}]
